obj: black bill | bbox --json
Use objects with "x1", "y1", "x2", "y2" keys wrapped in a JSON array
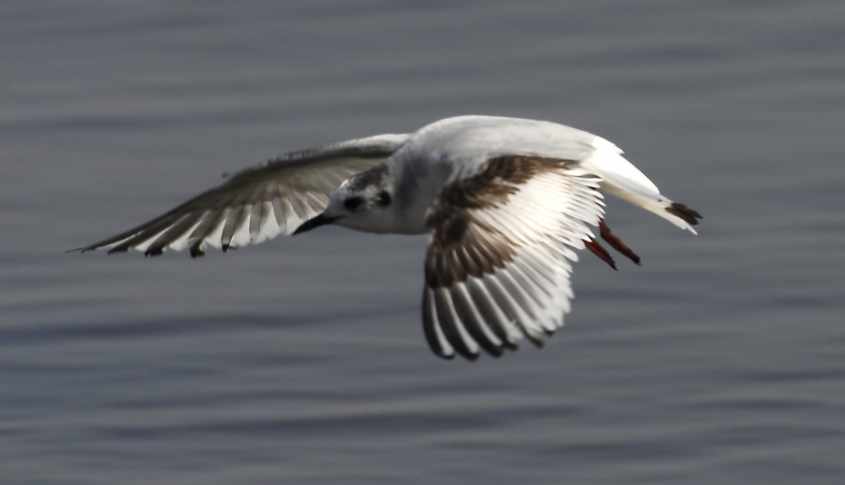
[{"x1": 293, "y1": 213, "x2": 340, "y2": 235}]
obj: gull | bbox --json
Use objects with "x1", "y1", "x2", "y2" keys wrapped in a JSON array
[{"x1": 74, "y1": 115, "x2": 701, "y2": 360}]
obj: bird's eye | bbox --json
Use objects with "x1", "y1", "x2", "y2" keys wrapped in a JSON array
[
  {"x1": 376, "y1": 191, "x2": 392, "y2": 207},
  {"x1": 344, "y1": 196, "x2": 364, "y2": 211}
]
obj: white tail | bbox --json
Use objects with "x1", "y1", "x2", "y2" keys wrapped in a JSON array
[{"x1": 582, "y1": 139, "x2": 701, "y2": 234}]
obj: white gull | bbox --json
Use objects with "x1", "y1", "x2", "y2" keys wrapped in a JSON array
[{"x1": 75, "y1": 115, "x2": 702, "y2": 360}]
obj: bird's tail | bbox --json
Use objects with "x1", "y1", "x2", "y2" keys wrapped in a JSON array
[
  {"x1": 603, "y1": 185, "x2": 702, "y2": 234},
  {"x1": 581, "y1": 141, "x2": 702, "y2": 234}
]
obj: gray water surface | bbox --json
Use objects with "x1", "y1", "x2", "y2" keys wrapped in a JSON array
[{"x1": 3, "y1": 1, "x2": 845, "y2": 484}]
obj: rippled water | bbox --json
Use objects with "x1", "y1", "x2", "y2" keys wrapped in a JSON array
[{"x1": 3, "y1": 1, "x2": 845, "y2": 484}]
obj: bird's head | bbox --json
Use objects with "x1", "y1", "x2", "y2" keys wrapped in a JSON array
[{"x1": 293, "y1": 164, "x2": 397, "y2": 235}]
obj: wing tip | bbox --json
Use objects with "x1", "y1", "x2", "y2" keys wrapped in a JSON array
[
  {"x1": 144, "y1": 247, "x2": 164, "y2": 257},
  {"x1": 190, "y1": 243, "x2": 206, "y2": 258},
  {"x1": 66, "y1": 243, "x2": 118, "y2": 254},
  {"x1": 431, "y1": 339, "x2": 522, "y2": 360}
]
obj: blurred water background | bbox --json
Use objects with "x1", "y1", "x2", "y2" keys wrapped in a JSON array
[{"x1": 2, "y1": 1, "x2": 844, "y2": 484}]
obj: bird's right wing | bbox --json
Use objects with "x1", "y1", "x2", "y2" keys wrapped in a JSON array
[
  {"x1": 421, "y1": 155, "x2": 605, "y2": 360},
  {"x1": 73, "y1": 133, "x2": 410, "y2": 257}
]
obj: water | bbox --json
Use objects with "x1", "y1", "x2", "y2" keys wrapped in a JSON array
[{"x1": 2, "y1": 1, "x2": 844, "y2": 483}]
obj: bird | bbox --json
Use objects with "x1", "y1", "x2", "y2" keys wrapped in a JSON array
[{"x1": 73, "y1": 115, "x2": 701, "y2": 360}]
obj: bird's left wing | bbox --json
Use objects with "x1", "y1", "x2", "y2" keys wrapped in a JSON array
[
  {"x1": 422, "y1": 155, "x2": 605, "y2": 360},
  {"x1": 73, "y1": 133, "x2": 409, "y2": 257}
]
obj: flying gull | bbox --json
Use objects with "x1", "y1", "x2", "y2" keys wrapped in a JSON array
[{"x1": 74, "y1": 115, "x2": 702, "y2": 360}]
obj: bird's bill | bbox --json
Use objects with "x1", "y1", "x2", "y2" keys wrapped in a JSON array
[{"x1": 293, "y1": 213, "x2": 340, "y2": 235}]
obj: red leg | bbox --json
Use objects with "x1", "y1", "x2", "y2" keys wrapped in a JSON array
[
  {"x1": 599, "y1": 221, "x2": 641, "y2": 265},
  {"x1": 585, "y1": 239, "x2": 617, "y2": 270}
]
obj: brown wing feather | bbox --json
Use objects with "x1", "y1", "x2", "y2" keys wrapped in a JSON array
[{"x1": 421, "y1": 155, "x2": 605, "y2": 360}]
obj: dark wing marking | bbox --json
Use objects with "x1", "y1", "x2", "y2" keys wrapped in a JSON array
[{"x1": 421, "y1": 155, "x2": 605, "y2": 360}]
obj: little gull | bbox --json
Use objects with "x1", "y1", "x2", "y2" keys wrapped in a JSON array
[{"x1": 75, "y1": 115, "x2": 701, "y2": 360}]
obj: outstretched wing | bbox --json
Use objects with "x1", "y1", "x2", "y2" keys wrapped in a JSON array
[
  {"x1": 422, "y1": 155, "x2": 605, "y2": 360},
  {"x1": 73, "y1": 133, "x2": 409, "y2": 257}
]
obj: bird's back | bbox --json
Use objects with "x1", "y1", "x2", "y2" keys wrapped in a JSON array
[
  {"x1": 403, "y1": 115, "x2": 601, "y2": 172},
  {"x1": 387, "y1": 115, "x2": 606, "y2": 233}
]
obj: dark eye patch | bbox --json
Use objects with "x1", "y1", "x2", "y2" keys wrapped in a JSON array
[
  {"x1": 344, "y1": 196, "x2": 364, "y2": 211},
  {"x1": 376, "y1": 191, "x2": 392, "y2": 207}
]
